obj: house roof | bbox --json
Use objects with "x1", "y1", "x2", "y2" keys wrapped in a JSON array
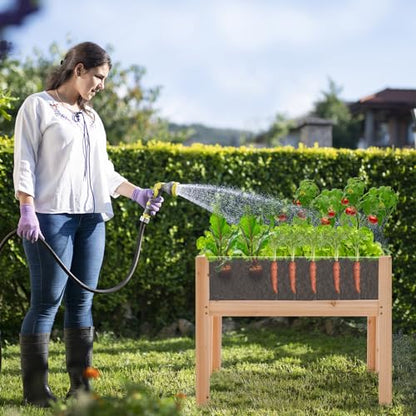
[
  {"x1": 294, "y1": 116, "x2": 334, "y2": 128},
  {"x1": 350, "y1": 88, "x2": 416, "y2": 112}
]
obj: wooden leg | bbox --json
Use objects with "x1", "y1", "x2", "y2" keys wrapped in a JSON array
[
  {"x1": 377, "y1": 311, "x2": 392, "y2": 404},
  {"x1": 211, "y1": 316, "x2": 222, "y2": 372},
  {"x1": 377, "y1": 256, "x2": 392, "y2": 405},
  {"x1": 367, "y1": 316, "x2": 376, "y2": 371},
  {"x1": 195, "y1": 256, "x2": 211, "y2": 405}
]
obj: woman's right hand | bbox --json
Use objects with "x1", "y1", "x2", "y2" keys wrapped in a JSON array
[
  {"x1": 131, "y1": 187, "x2": 164, "y2": 216},
  {"x1": 17, "y1": 204, "x2": 44, "y2": 242}
]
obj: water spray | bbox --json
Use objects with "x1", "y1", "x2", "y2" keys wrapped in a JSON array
[{"x1": 174, "y1": 183, "x2": 320, "y2": 225}]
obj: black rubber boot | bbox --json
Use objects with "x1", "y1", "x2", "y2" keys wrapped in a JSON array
[
  {"x1": 64, "y1": 327, "x2": 94, "y2": 398},
  {"x1": 20, "y1": 333, "x2": 57, "y2": 407}
]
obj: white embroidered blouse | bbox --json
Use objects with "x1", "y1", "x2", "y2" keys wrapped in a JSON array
[{"x1": 13, "y1": 91, "x2": 127, "y2": 221}]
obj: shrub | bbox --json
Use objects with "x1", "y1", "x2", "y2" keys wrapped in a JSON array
[
  {"x1": 1, "y1": 138, "x2": 415, "y2": 335},
  {"x1": 51, "y1": 382, "x2": 184, "y2": 416}
]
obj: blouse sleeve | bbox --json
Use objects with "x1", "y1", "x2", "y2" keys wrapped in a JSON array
[
  {"x1": 13, "y1": 96, "x2": 42, "y2": 199},
  {"x1": 106, "y1": 157, "x2": 127, "y2": 198}
]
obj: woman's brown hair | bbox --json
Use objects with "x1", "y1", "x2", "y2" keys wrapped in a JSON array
[{"x1": 46, "y1": 42, "x2": 112, "y2": 112}]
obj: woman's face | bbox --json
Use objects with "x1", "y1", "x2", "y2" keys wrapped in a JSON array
[{"x1": 76, "y1": 63, "x2": 110, "y2": 101}]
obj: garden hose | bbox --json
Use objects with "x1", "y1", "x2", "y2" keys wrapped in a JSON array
[
  {"x1": 0, "y1": 181, "x2": 180, "y2": 294},
  {"x1": 0, "y1": 221, "x2": 146, "y2": 294}
]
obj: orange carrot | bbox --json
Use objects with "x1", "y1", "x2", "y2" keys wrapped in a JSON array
[
  {"x1": 309, "y1": 261, "x2": 317, "y2": 293},
  {"x1": 333, "y1": 261, "x2": 341, "y2": 293},
  {"x1": 270, "y1": 261, "x2": 278, "y2": 294},
  {"x1": 353, "y1": 261, "x2": 361, "y2": 293},
  {"x1": 289, "y1": 261, "x2": 296, "y2": 294}
]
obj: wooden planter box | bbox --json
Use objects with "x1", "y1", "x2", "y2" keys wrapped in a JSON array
[{"x1": 195, "y1": 256, "x2": 392, "y2": 406}]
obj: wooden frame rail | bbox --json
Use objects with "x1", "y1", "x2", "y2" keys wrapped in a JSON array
[{"x1": 195, "y1": 255, "x2": 392, "y2": 406}]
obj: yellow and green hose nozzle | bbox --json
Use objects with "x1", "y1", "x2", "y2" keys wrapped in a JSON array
[
  {"x1": 151, "y1": 181, "x2": 179, "y2": 198},
  {"x1": 160, "y1": 181, "x2": 179, "y2": 197},
  {"x1": 140, "y1": 181, "x2": 179, "y2": 223}
]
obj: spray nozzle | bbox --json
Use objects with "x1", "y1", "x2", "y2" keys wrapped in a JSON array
[
  {"x1": 140, "y1": 181, "x2": 179, "y2": 223},
  {"x1": 161, "y1": 181, "x2": 179, "y2": 197},
  {"x1": 151, "y1": 181, "x2": 179, "y2": 198}
]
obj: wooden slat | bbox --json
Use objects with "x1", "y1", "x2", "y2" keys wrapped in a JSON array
[{"x1": 209, "y1": 300, "x2": 379, "y2": 317}]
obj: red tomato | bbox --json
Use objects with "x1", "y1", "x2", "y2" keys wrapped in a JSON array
[
  {"x1": 345, "y1": 207, "x2": 356, "y2": 216},
  {"x1": 321, "y1": 217, "x2": 331, "y2": 225},
  {"x1": 341, "y1": 198, "x2": 349, "y2": 205},
  {"x1": 294, "y1": 199, "x2": 301, "y2": 206},
  {"x1": 368, "y1": 214, "x2": 378, "y2": 224},
  {"x1": 327, "y1": 209, "x2": 336, "y2": 218},
  {"x1": 278, "y1": 214, "x2": 287, "y2": 222}
]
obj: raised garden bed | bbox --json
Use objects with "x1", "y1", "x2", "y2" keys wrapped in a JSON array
[
  {"x1": 195, "y1": 178, "x2": 397, "y2": 406},
  {"x1": 195, "y1": 255, "x2": 392, "y2": 406}
]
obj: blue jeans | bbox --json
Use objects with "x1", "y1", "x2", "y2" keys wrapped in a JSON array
[{"x1": 21, "y1": 213, "x2": 105, "y2": 335}]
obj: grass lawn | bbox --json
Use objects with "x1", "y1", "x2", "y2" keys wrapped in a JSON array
[{"x1": 0, "y1": 322, "x2": 415, "y2": 415}]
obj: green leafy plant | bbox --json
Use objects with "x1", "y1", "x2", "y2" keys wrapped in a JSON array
[
  {"x1": 311, "y1": 188, "x2": 344, "y2": 225},
  {"x1": 51, "y1": 382, "x2": 184, "y2": 416},
  {"x1": 196, "y1": 213, "x2": 237, "y2": 258},
  {"x1": 231, "y1": 214, "x2": 270, "y2": 258},
  {"x1": 344, "y1": 226, "x2": 383, "y2": 261},
  {"x1": 293, "y1": 179, "x2": 320, "y2": 207},
  {"x1": 359, "y1": 186, "x2": 398, "y2": 227},
  {"x1": 343, "y1": 177, "x2": 366, "y2": 207},
  {"x1": 0, "y1": 90, "x2": 17, "y2": 125}
]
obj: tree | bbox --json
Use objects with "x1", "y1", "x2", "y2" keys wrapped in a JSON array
[
  {"x1": 311, "y1": 78, "x2": 362, "y2": 149},
  {"x1": 254, "y1": 112, "x2": 295, "y2": 147},
  {"x1": 0, "y1": 0, "x2": 41, "y2": 60},
  {"x1": 0, "y1": 41, "x2": 188, "y2": 143},
  {"x1": 0, "y1": 90, "x2": 17, "y2": 133}
]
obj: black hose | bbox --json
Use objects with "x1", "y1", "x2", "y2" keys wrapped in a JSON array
[{"x1": 0, "y1": 222, "x2": 147, "y2": 294}]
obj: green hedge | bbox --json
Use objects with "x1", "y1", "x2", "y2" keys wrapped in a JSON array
[{"x1": 1, "y1": 138, "x2": 415, "y2": 337}]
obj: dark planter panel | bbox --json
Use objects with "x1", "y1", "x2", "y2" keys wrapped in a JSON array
[{"x1": 209, "y1": 258, "x2": 379, "y2": 300}]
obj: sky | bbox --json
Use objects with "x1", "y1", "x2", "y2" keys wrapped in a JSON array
[{"x1": 3, "y1": 0, "x2": 416, "y2": 132}]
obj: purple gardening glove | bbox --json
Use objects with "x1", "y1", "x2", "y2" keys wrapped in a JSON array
[
  {"x1": 131, "y1": 187, "x2": 164, "y2": 216},
  {"x1": 17, "y1": 204, "x2": 44, "y2": 243}
]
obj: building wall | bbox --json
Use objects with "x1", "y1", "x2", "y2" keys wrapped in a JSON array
[{"x1": 300, "y1": 125, "x2": 333, "y2": 147}]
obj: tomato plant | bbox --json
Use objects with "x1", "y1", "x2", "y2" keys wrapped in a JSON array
[
  {"x1": 293, "y1": 179, "x2": 319, "y2": 207},
  {"x1": 197, "y1": 178, "x2": 397, "y2": 261}
]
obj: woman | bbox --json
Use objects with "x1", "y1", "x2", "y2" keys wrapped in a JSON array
[{"x1": 13, "y1": 41, "x2": 163, "y2": 407}]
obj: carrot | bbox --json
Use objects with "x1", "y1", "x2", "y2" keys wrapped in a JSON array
[
  {"x1": 353, "y1": 261, "x2": 361, "y2": 293},
  {"x1": 309, "y1": 261, "x2": 317, "y2": 293},
  {"x1": 289, "y1": 261, "x2": 296, "y2": 294},
  {"x1": 270, "y1": 261, "x2": 278, "y2": 294},
  {"x1": 333, "y1": 261, "x2": 341, "y2": 293}
]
